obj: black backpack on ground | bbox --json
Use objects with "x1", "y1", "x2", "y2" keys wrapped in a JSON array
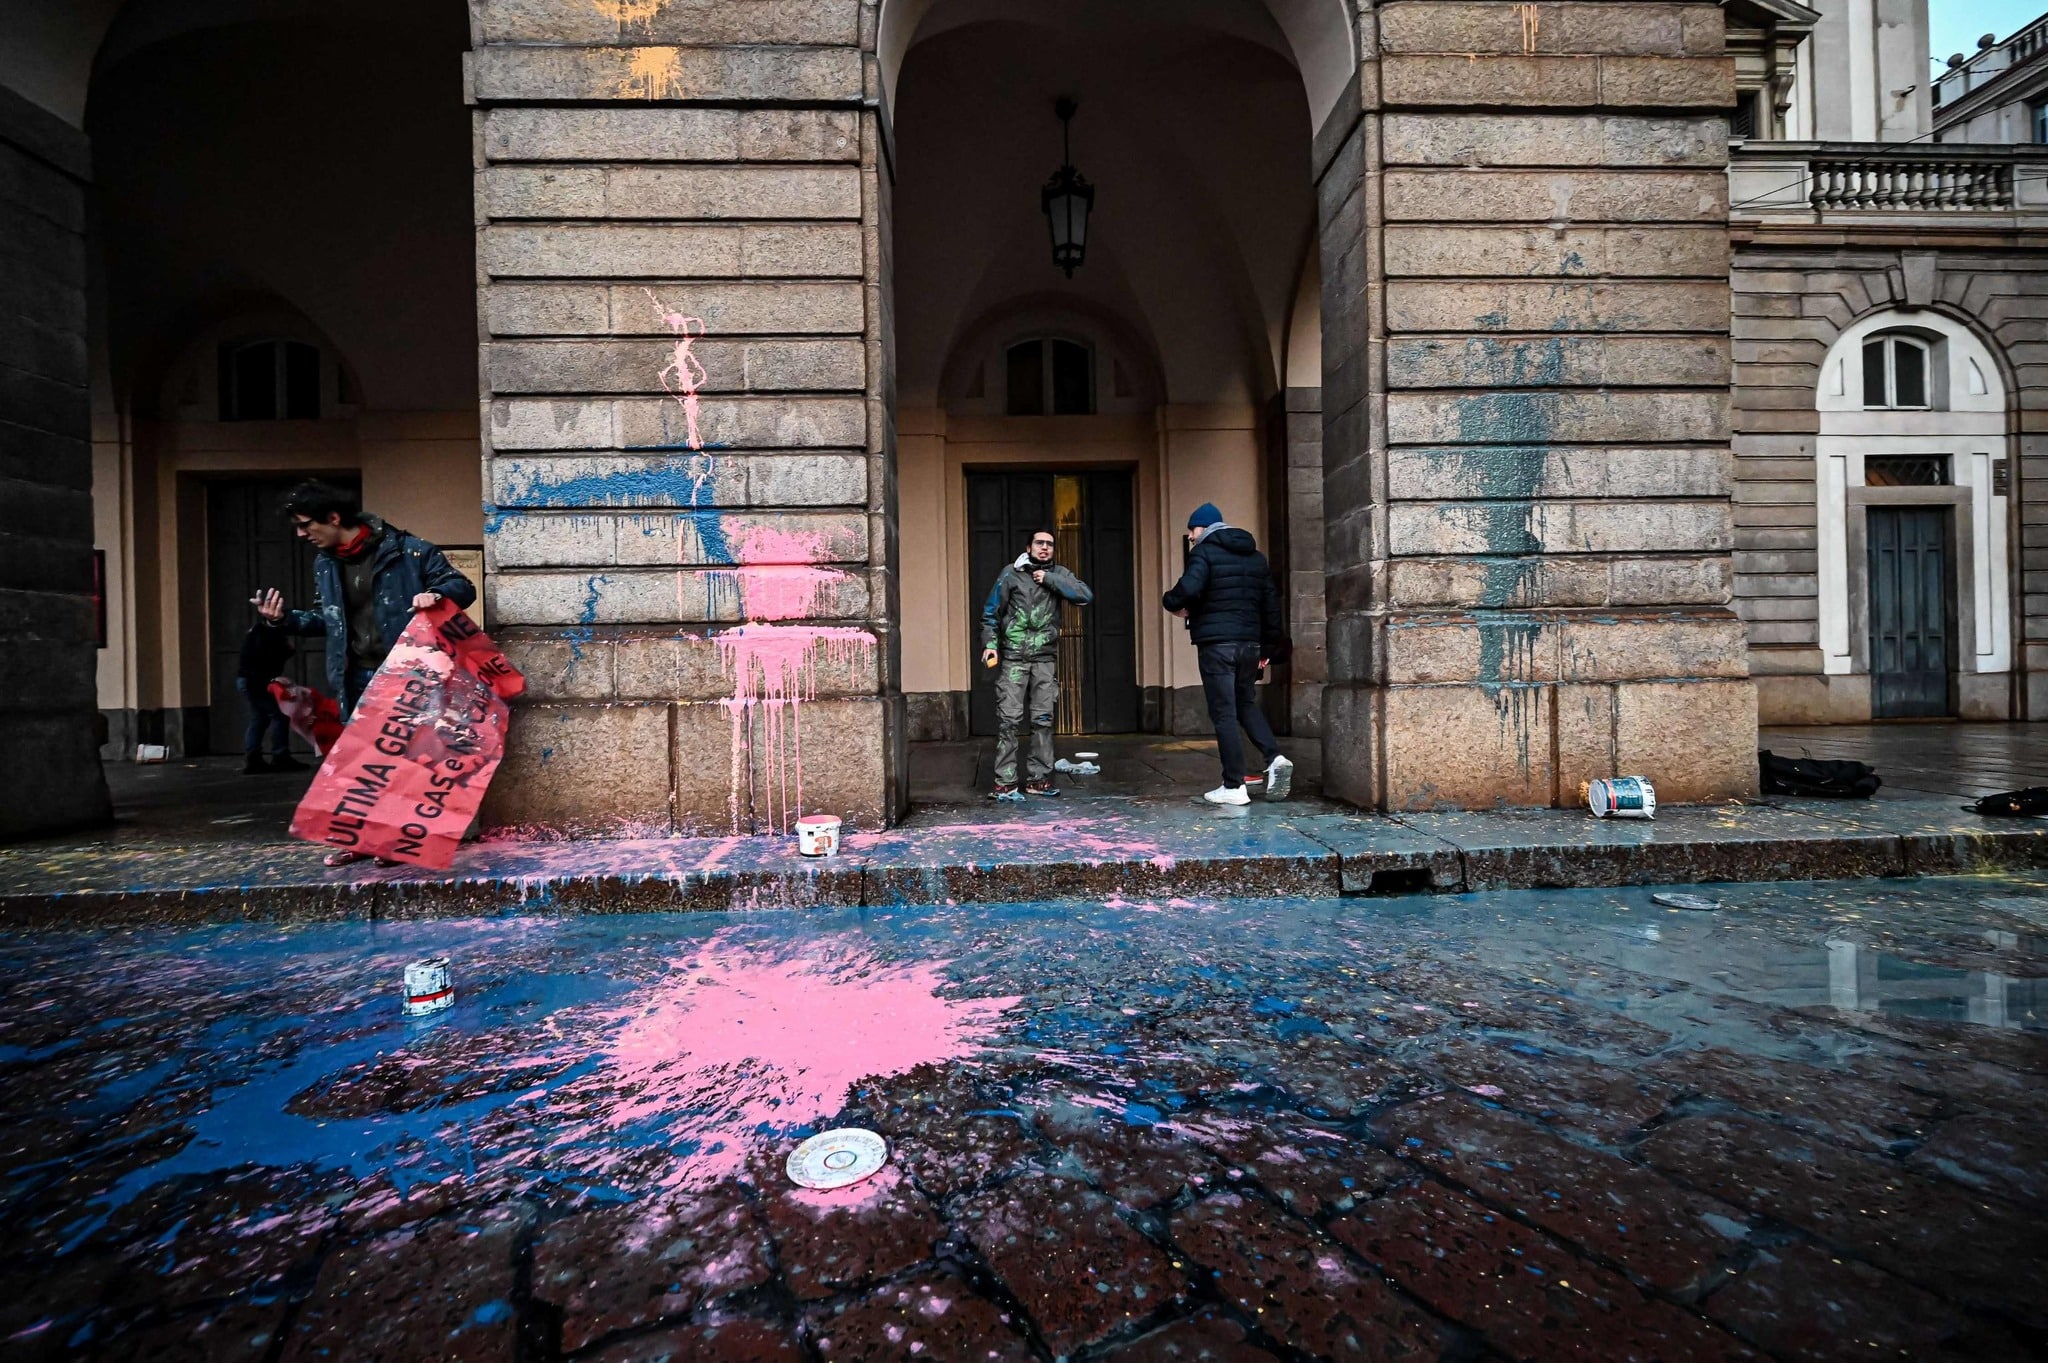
[
  {"x1": 1968, "y1": 788, "x2": 2048, "y2": 817},
  {"x1": 1758, "y1": 750, "x2": 1881, "y2": 799}
]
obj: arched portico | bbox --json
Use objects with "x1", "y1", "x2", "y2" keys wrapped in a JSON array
[{"x1": 3, "y1": 0, "x2": 1760, "y2": 839}]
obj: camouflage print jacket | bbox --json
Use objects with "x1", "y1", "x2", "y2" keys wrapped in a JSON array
[{"x1": 979, "y1": 558, "x2": 1093, "y2": 660}]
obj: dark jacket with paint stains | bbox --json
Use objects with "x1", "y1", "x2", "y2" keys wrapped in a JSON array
[
  {"x1": 271, "y1": 515, "x2": 476, "y2": 699},
  {"x1": 980, "y1": 558, "x2": 1093, "y2": 660},
  {"x1": 1162, "y1": 526, "x2": 1282, "y2": 649}
]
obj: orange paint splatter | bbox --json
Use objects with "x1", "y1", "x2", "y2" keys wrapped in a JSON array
[{"x1": 618, "y1": 47, "x2": 685, "y2": 100}]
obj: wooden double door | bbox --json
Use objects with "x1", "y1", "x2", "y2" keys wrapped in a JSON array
[{"x1": 966, "y1": 470, "x2": 1137, "y2": 735}]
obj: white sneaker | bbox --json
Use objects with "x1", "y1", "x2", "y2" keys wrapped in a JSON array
[
  {"x1": 1264, "y1": 754, "x2": 1294, "y2": 801},
  {"x1": 1203, "y1": 784, "x2": 1251, "y2": 806}
]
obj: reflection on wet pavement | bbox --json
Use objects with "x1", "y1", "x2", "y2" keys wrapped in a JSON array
[{"x1": 1, "y1": 873, "x2": 2043, "y2": 1360}]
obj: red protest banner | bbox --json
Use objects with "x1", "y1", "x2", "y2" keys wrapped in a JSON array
[{"x1": 291, "y1": 600, "x2": 525, "y2": 869}]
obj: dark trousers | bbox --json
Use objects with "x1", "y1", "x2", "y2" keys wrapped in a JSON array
[
  {"x1": 1197, "y1": 641, "x2": 1281, "y2": 788},
  {"x1": 341, "y1": 665, "x2": 378, "y2": 720},
  {"x1": 236, "y1": 677, "x2": 290, "y2": 756}
]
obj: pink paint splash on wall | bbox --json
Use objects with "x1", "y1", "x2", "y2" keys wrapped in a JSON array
[
  {"x1": 647, "y1": 289, "x2": 707, "y2": 453},
  {"x1": 558, "y1": 933, "x2": 1019, "y2": 1189},
  {"x1": 715, "y1": 624, "x2": 875, "y2": 833}
]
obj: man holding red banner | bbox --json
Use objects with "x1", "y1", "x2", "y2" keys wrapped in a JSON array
[
  {"x1": 254, "y1": 482, "x2": 477, "y2": 718},
  {"x1": 254, "y1": 481, "x2": 480, "y2": 866}
]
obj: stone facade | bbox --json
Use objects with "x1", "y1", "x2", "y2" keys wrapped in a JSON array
[
  {"x1": 1730, "y1": 236, "x2": 2048, "y2": 723},
  {"x1": 1318, "y1": 3, "x2": 1757, "y2": 810},
  {"x1": 469, "y1": 0, "x2": 904, "y2": 835},
  {"x1": 0, "y1": 86, "x2": 110, "y2": 839}
]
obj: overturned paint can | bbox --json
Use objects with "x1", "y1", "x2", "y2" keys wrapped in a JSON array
[
  {"x1": 134, "y1": 744, "x2": 169, "y2": 764},
  {"x1": 786, "y1": 1127, "x2": 888, "y2": 1191},
  {"x1": 401, "y1": 957, "x2": 454, "y2": 1016},
  {"x1": 796, "y1": 814, "x2": 842, "y2": 857},
  {"x1": 1588, "y1": 776, "x2": 1657, "y2": 820}
]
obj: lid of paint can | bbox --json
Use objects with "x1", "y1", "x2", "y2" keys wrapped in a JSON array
[
  {"x1": 794, "y1": 814, "x2": 842, "y2": 830},
  {"x1": 786, "y1": 1127, "x2": 888, "y2": 1190}
]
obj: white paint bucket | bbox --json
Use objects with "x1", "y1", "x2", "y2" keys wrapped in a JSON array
[
  {"x1": 796, "y1": 814, "x2": 842, "y2": 857},
  {"x1": 401, "y1": 957, "x2": 455, "y2": 1016},
  {"x1": 1588, "y1": 776, "x2": 1657, "y2": 820}
]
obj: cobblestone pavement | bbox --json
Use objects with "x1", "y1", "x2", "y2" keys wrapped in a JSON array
[{"x1": 2, "y1": 875, "x2": 2044, "y2": 1361}]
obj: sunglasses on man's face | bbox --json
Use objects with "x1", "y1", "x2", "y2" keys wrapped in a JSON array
[{"x1": 1032, "y1": 539, "x2": 1055, "y2": 548}]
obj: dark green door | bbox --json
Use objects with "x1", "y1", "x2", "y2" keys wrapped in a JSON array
[
  {"x1": 1867, "y1": 506, "x2": 1952, "y2": 719},
  {"x1": 966, "y1": 470, "x2": 1136, "y2": 736}
]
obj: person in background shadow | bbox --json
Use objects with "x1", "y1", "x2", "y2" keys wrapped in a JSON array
[
  {"x1": 235, "y1": 613, "x2": 304, "y2": 775},
  {"x1": 1162, "y1": 502, "x2": 1292, "y2": 806}
]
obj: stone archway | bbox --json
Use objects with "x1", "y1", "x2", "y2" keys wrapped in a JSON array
[{"x1": 464, "y1": 0, "x2": 1757, "y2": 834}]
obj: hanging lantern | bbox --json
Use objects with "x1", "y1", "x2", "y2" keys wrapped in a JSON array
[{"x1": 1040, "y1": 97, "x2": 1093, "y2": 277}]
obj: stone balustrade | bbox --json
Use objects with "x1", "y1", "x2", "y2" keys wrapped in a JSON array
[{"x1": 1731, "y1": 142, "x2": 2048, "y2": 223}]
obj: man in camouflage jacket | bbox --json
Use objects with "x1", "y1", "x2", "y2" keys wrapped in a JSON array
[{"x1": 979, "y1": 529, "x2": 1093, "y2": 798}]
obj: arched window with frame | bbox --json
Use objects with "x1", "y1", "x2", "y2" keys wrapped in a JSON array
[
  {"x1": 1005, "y1": 337, "x2": 1094, "y2": 416},
  {"x1": 219, "y1": 338, "x2": 321, "y2": 421},
  {"x1": 1860, "y1": 332, "x2": 1931, "y2": 411}
]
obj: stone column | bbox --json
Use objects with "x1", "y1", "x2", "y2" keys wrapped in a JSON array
[
  {"x1": 1320, "y1": 0, "x2": 1756, "y2": 809},
  {"x1": 0, "y1": 88, "x2": 112, "y2": 840},
  {"x1": 469, "y1": 0, "x2": 902, "y2": 837}
]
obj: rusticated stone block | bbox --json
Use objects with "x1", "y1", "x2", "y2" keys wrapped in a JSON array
[
  {"x1": 732, "y1": 694, "x2": 889, "y2": 832},
  {"x1": 488, "y1": 395, "x2": 866, "y2": 451},
  {"x1": 1382, "y1": 681, "x2": 1555, "y2": 809},
  {"x1": 1387, "y1": 391, "x2": 1728, "y2": 446},
  {"x1": 1387, "y1": 556, "x2": 1612, "y2": 609},
  {"x1": 614, "y1": 509, "x2": 869, "y2": 566},
  {"x1": 482, "y1": 165, "x2": 861, "y2": 221},
  {"x1": 491, "y1": 565, "x2": 870, "y2": 625},
  {"x1": 473, "y1": 0, "x2": 859, "y2": 47},
  {"x1": 620, "y1": 281, "x2": 865, "y2": 334},
  {"x1": 1319, "y1": 683, "x2": 1383, "y2": 809},
  {"x1": 480, "y1": 223, "x2": 861, "y2": 279},
  {"x1": 1608, "y1": 554, "x2": 1732, "y2": 605},
  {"x1": 470, "y1": 45, "x2": 862, "y2": 104},
  {"x1": 1558, "y1": 612, "x2": 1750, "y2": 681},
  {"x1": 1601, "y1": 56, "x2": 1734, "y2": 107},
  {"x1": 1384, "y1": 614, "x2": 1564, "y2": 684},
  {"x1": 499, "y1": 633, "x2": 617, "y2": 702},
  {"x1": 1389, "y1": 335, "x2": 1727, "y2": 389},
  {"x1": 1386, "y1": 280, "x2": 1730, "y2": 332},
  {"x1": 1385, "y1": 169, "x2": 1727, "y2": 222},
  {"x1": 1383, "y1": 55, "x2": 1599, "y2": 107},
  {"x1": 481, "y1": 107, "x2": 858, "y2": 162},
  {"x1": 1384, "y1": 226, "x2": 1727, "y2": 279},
  {"x1": 486, "y1": 509, "x2": 620, "y2": 567},
  {"x1": 615, "y1": 625, "x2": 880, "y2": 702},
  {"x1": 749, "y1": 452, "x2": 870, "y2": 505},
  {"x1": 487, "y1": 339, "x2": 864, "y2": 395},
  {"x1": 1388, "y1": 446, "x2": 1727, "y2": 500},
  {"x1": 490, "y1": 454, "x2": 746, "y2": 509},
  {"x1": 485, "y1": 284, "x2": 609, "y2": 336},
  {"x1": 1387, "y1": 500, "x2": 1733, "y2": 557},
  {"x1": 1382, "y1": 113, "x2": 1724, "y2": 168},
  {"x1": 1378, "y1": 3, "x2": 1690, "y2": 56},
  {"x1": 482, "y1": 702, "x2": 674, "y2": 837},
  {"x1": 1573, "y1": 688, "x2": 1796, "y2": 803},
  {"x1": 673, "y1": 699, "x2": 744, "y2": 834}
]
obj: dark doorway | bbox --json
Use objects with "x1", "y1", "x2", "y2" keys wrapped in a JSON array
[
  {"x1": 205, "y1": 475, "x2": 360, "y2": 754},
  {"x1": 1867, "y1": 505, "x2": 1953, "y2": 719},
  {"x1": 967, "y1": 469, "x2": 1137, "y2": 735}
]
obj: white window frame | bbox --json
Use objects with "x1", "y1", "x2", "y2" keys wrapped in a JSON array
[{"x1": 1860, "y1": 333, "x2": 1932, "y2": 412}]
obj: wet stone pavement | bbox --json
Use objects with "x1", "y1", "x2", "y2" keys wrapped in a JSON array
[{"x1": 2, "y1": 875, "x2": 2045, "y2": 1361}]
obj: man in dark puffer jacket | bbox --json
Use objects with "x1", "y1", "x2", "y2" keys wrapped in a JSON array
[{"x1": 1162, "y1": 503, "x2": 1292, "y2": 805}]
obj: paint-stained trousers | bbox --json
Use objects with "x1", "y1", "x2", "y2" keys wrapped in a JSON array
[{"x1": 993, "y1": 656, "x2": 1059, "y2": 786}]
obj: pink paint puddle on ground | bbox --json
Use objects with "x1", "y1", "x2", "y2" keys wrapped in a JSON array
[{"x1": 541, "y1": 932, "x2": 1019, "y2": 1190}]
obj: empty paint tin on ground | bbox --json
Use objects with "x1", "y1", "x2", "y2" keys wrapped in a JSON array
[
  {"x1": 796, "y1": 814, "x2": 842, "y2": 857},
  {"x1": 786, "y1": 1127, "x2": 888, "y2": 1190},
  {"x1": 1653, "y1": 892, "x2": 1723, "y2": 911},
  {"x1": 401, "y1": 957, "x2": 454, "y2": 1016},
  {"x1": 134, "y1": 744, "x2": 169, "y2": 763},
  {"x1": 1588, "y1": 776, "x2": 1657, "y2": 820}
]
